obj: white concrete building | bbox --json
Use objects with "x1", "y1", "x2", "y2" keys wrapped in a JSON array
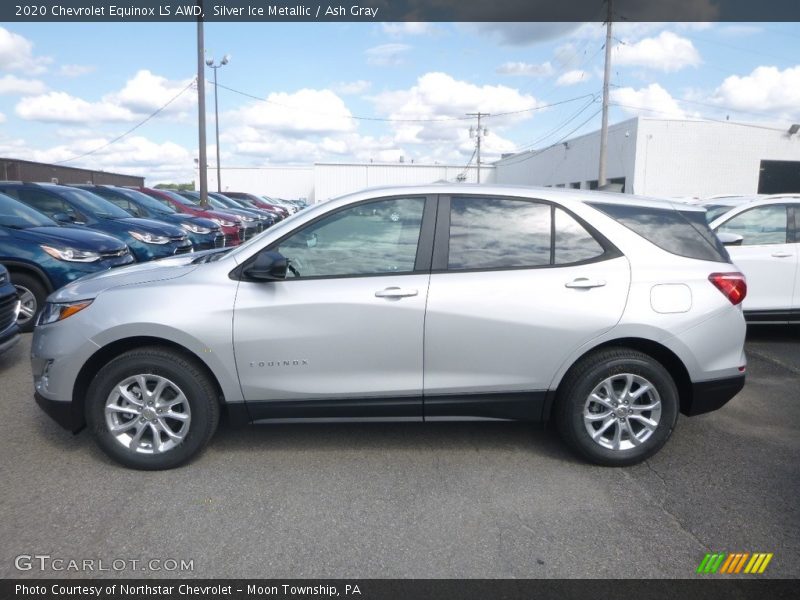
[
  {"x1": 201, "y1": 162, "x2": 494, "y2": 203},
  {"x1": 494, "y1": 117, "x2": 800, "y2": 198},
  {"x1": 199, "y1": 117, "x2": 799, "y2": 202}
]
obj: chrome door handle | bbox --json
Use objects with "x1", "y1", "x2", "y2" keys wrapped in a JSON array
[
  {"x1": 375, "y1": 287, "x2": 419, "y2": 298},
  {"x1": 771, "y1": 252, "x2": 793, "y2": 258},
  {"x1": 565, "y1": 278, "x2": 607, "y2": 289}
]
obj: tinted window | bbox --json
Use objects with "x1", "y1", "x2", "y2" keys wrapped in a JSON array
[
  {"x1": 703, "y1": 204, "x2": 736, "y2": 223},
  {"x1": 0, "y1": 193, "x2": 56, "y2": 228},
  {"x1": 50, "y1": 187, "x2": 131, "y2": 219},
  {"x1": 18, "y1": 189, "x2": 73, "y2": 219},
  {"x1": 448, "y1": 197, "x2": 551, "y2": 269},
  {"x1": 98, "y1": 194, "x2": 137, "y2": 215},
  {"x1": 554, "y1": 208, "x2": 605, "y2": 264},
  {"x1": 717, "y1": 205, "x2": 788, "y2": 245},
  {"x1": 590, "y1": 202, "x2": 730, "y2": 263},
  {"x1": 274, "y1": 197, "x2": 425, "y2": 278}
]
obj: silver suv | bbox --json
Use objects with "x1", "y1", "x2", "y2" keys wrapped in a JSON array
[{"x1": 31, "y1": 185, "x2": 747, "y2": 470}]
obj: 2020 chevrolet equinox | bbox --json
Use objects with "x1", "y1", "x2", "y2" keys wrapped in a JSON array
[{"x1": 31, "y1": 185, "x2": 747, "y2": 470}]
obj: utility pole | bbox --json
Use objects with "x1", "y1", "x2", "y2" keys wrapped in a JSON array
[
  {"x1": 196, "y1": 12, "x2": 209, "y2": 207},
  {"x1": 598, "y1": 0, "x2": 613, "y2": 188},
  {"x1": 467, "y1": 112, "x2": 490, "y2": 183}
]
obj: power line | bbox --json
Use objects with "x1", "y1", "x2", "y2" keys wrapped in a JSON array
[
  {"x1": 511, "y1": 94, "x2": 600, "y2": 153},
  {"x1": 496, "y1": 108, "x2": 604, "y2": 167},
  {"x1": 455, "y1": 147, "x2": 478, "y2": 182},
  {"x1": 53, "y1": 80, "x2": 196, "y2": 165},
  {"x1": 213, "y1": 81, "x2": 595, "y2": 123}
]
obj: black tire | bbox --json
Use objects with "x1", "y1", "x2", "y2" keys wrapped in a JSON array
[
  {"x1": 85, "y1": 347, "x2": 219, "y2": 470},
  {"x1": 555, "y1": 348, "x2": 679, "y2": 467},
  {"x1": 12, "y1": 273, "x2": 47, "y2": 333}
]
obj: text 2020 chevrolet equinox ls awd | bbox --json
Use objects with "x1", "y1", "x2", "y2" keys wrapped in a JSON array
[{"x1": 31, "y1": 185, "x2": 747, "y2": 470}]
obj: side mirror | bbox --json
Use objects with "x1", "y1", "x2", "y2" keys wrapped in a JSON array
[
  {"x1": 52, "y1": 212, "x2": 74, "y2": 223},
  {"x1": 717, "y1": 232, "x2": 743, "y2": 246},
  {"x1": 243, "y1": 250, "x2": 288, "y2": 281}
]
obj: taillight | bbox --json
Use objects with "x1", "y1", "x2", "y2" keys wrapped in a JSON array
[{"x1": 709, "y1": 272, "x2": 747, "y2": 305}]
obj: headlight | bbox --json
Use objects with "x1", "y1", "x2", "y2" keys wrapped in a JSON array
[
  {"x1": 181, "y1": 222, "x2": 212, "y2": 234},
  {"x1": 37, "y1": 300, "x2": 93, "y2": 326},
  {"x1": 40, "y1": 245, "x2": 101, "y2": 263},
  {"x1": 211, "y1": 218, "x2": 235, "y2": 227},
  {"x1": 240, "y1": 216, "x2": 255, "y2": 222},
  {"x1": 129, "y1": 230, "x2": 169, "y2": 244}
]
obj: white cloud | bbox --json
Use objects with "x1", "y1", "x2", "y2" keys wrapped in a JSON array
[
  {"x1": 556, "y1": 70, "x2": 589, "y2": 86},
  {"x1": 0, "y1": 26, "x2": 52, "y2": 74},
  {"x1": 15, "y1": 92, "x2": 136, "y2": 123},
  {"x1": 496, "y1": 61, "x2": 553, "y2": 77},
  {"x1": 0, "y1": 74, "x2": 47, "y2": 95},
  {"x1": 14, "y1": 70, "x2": 195, "y2": 124},
  {"x1": 331, "y1": 80, "x2": 372, "y2": 95},
  {"x1": 226, "y1": 88, "x2": 356, "y2": 137},
  {"x1": 613, "y1": 31, "x2": 701, "y2": 72},
  {"x1": 371, "y1": 72, "x2": 538, "y2": 162},
  {"x1": 710, "y1": 66, "x2": 800, "y2": 119},
  {"x1": 26, "y1": 135, "x2": 195, "y2": 183},
  {"x1": 0, "y1": 112, "x2": 5, "y2": 124},
  {"x1": 59, "y1": 64, "x2": 96, "y2": 77},
  {"x1": 611, "y1": 83, "x2": 687, "y2": 119},
  {"x1": 381, "y1": 23, "x2": 435, "y2": 37},
  {"x1": 365, "y1": 43, "x2": 411, "y2": 66},
  {"x1": 109, "y1": 69, "x2": 195, "y2": 114}
]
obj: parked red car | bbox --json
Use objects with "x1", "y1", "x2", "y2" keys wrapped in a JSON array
[
  {"x1": 224, "y1": 192, "x2": 290, "y2": 220},
  {"x1": 135, "y1": 187, "x2": 244, "y2": 247}
]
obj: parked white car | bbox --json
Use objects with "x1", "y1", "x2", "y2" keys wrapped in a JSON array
[{"x1": 710, "y1": 194, "x2": 800, "y2": 323}]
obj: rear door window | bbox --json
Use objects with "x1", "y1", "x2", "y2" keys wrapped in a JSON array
[
  {"x1": 448, "y1": 197, "x2": 551, "y2": 270},
  {"x1": 446, "y1": 197, "x2": 614, "y2": 271},
  {"x1": 554, "y1": 208, "x2": 605, "y2": 264}
]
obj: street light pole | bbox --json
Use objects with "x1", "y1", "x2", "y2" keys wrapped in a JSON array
[
  {"x1": 206, "y1": 55, "x2": 230, "y2": 193},
  {"x1": 196, "y1": 17, "x2": 209, "y2": 207}
]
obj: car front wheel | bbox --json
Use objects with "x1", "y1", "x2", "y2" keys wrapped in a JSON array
[
  {"x1": 13, "y1": 273, "x2": 47, "y2": 333},
  {"x1": 86, "y1": 347, "x2": 219, "y2": 470},
  {"x1": 556, "y1": 348, "x2": 679, "y2": 466}
]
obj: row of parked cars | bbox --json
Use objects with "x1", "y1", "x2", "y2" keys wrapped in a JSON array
[{"x1": 0, "y1": 181, "x2": 308, "y2": 337}]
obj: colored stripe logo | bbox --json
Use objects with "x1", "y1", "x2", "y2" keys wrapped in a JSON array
[{"x1": 697, "y1": 552, "x2": 773, "y2": 574}]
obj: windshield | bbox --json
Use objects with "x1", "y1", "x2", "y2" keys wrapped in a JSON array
[
  {"x1": 703, "y1": 204, "x2": 736, "y2": 223},
  {"x1": 178, "y1": 191, "x2": 201, "y2": 206},
  {"x1": 51, "y1": 187, "x2": 132, "y2": 219},
  {"x1": 0, "y1": 192, "x2": 56, "y2": 228},
  {"x1": 211, "y1": 194, "x2": 243, "y2": 209},
  {"x1": 111, "y1": 187, "x2": 178, "y2": 214}
]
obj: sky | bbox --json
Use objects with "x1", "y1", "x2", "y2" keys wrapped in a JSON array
[{"x1": 1, "y1": 21, "x2": 799, "y2": 184}]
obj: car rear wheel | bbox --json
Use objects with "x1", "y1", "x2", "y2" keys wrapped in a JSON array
[
  {"x1": 86, "y1": 347, "x2": 219, "y2": 470},
  {"x1": 555, "y1": 348, "x2": 679, "y2": 466},
  {"x1": 12, "y1": 273, "x2": 47, "y2": 333}
]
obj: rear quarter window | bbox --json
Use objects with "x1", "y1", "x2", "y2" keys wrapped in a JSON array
[{"x1": 590, "y1": 202, "x2": 731, "y2": 263}]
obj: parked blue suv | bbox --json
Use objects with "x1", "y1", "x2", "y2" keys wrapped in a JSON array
[
  {"x1": 72, "y1": 185, "x2": 225, "y2": 250},
  {"x1": 0, "y1": 264, "x2": 20, "y2": 353},
  {"x1": 0, "y1": 183, "x2": 192, "y2": 262},
  {"x1": 0, "y1": 192, "x2": 133, "y2": 331}
]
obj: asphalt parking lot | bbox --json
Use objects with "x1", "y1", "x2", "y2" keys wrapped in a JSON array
[{"x1": 1, "y1": 328, "x2": 798, "y2": 579}]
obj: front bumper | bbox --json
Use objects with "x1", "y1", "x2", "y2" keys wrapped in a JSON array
[
  {"x1": 0, "y1": 330, "x2": 20, "y2": 355},
  {"x1": 684, "y1": 374, "x2": 746, "y2": 416},
  {"x1": 35, "y1": 392, "x2": 83, "y2": 433}
]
